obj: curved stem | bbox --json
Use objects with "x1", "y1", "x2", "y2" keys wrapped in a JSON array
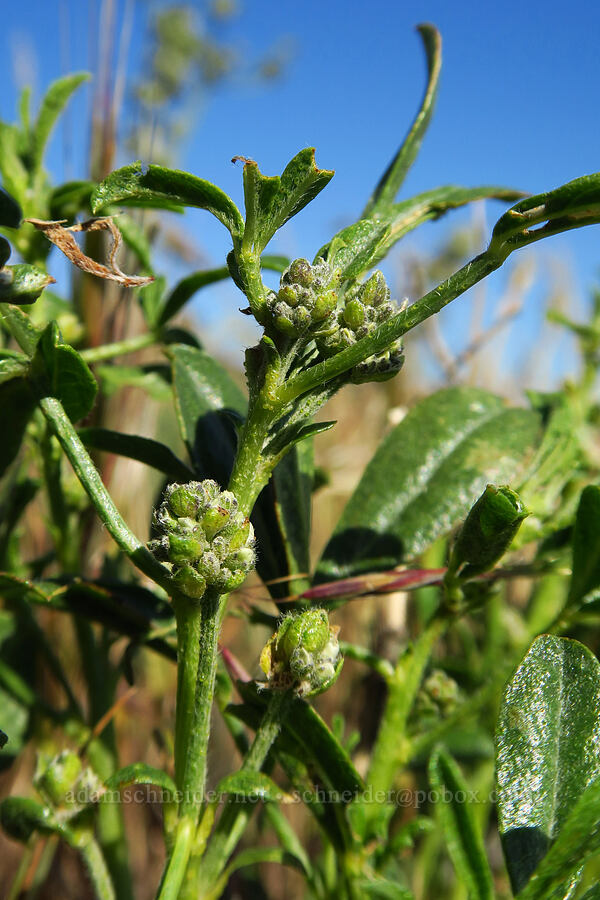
[
  {"x1": 192, "y1": 690, "x2": 294, "y2": 894},
  {"x1": 38, "y1": 395, "x2": 174, "y2": 592},
  {"x1": 79, "y1": 331, "x2": 159, "y2": 363}
]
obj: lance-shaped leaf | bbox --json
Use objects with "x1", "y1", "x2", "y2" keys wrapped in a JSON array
[
  {"x1": 317, "y1": 387, "x2": 540, "y2": 580},
  {"x1": 515, "y1": 777, "x2": 600, "y2": 900},
  {"x1": 91, "y1": 162, "x2": 244, "y2": 239},
  {"x1": 0, "y1": 186, "x2": 22, "y2": 228},
  {"x1": 568, "y1": 485, "x2": 600, "y2": 607},
  {"x1": 0, "y1": 356, "x2": 28, "y2": 385},
  {"x1": 31, "y1": 321, "x2": 97, "y2": 422},
  {"x1": 0, "y1": 797, "x2": 60, "y2": 842},
  {"x1": 429, "y1": 747, "x2": 494, "y2": 900},
  {"x1": 29, "y1": 73, "x2": 90, "y2": 171},
  {"x1": 0, "y1": 379, "x2": 36, "y2": 476},
  {"x1": 0, "y1": 264, "x2": 55, "y2": 305},
  {"x1": 489, "y1": 172, "x2": 600, "y2": 259},
  {"x1": 0, "y1": 237, "x2": 10, "y2": 268},
  {"x1": 49, "y1": 179, "x2": 95, "y2": 220},
  {"x1": 215, "y1": 771, "x2": 289, "y2": 803},
  {"x1": 105, "y1": 763, "x2": 176, "y2": 796},
  {"x1": 363, "y1": 24, "x2": 441, "y2": 216},
  {"x1": 78, "y1": 427, "x2": 195, "y2": 481},
  {"x1": 496, "y1": 635, "x2": 600, "y2": 895},
  {"x1": 319, "y1": 186, "x2": 523, "y2": 282},
  {"x1": 169, "y1": 343, "x2": 247, "y2": 484},
  {"x1": 242, "y1": 148, "x2": 334, "y2": 253}
]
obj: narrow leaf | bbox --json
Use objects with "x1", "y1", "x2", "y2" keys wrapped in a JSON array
[
  {"x1": 429, "y1": 747, "x2": 494, "y2": 899},
  {"x1": 0, "y1": 379, "x2": 36, "y2": 476},
  {"x1": 31, "y1": 321, "x2": 97, "y2": 422},
  {"x1": 91, "y1": 162, "x2": 244, "y2": 238},
  {"x1": 363, "y1": 24, "x2": 442, "y2": 216},
  {"x1": 158, "y1": 266, "x2": 230, "y2": 326},
  {"x1": 78, "y1": 427, "x2": 195, "y2": 481},
  {"x1": 317, "y1": 387, "x2": 540, "y2": 579},
  {"x1": 568, "y1": 486, "x2": 600, "y2": 607},
  {"x1": 496, "y1": 635, "x2": 600, "y2": 894},
  {"x1": 242, "y1": 148, "x2": 334, "y2": 253},
  {"x1": 215, "y1": 771, "x2": 288, "y2": 803},
  {"x1": 105, "y1": 763, "x2": 176, "y2": 795},
  {"x1": 0, "y1": 797, "x2": 59, "y2": 843},
  {"x1": 516, "y1": 777, "x2": 600, "y2": 900},
  {"x1": 30, "y1": 73, "x2": 90, "y2": 171},
  {"x1": 0, "y1": 186, "x2": 22, "y2": 228},
  {"x1": 169, "y1": 344, "x2": 247, "y2": 483},
  {"x1": 0, "y1": 264, "x2": 55, "y2": 305}
]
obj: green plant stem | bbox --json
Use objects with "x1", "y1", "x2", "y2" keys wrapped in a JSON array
[
  {"x1": 79, "y1": 331, "x2": 158, "y2": 363},
  {"x1": 37, "y1": 395, "x2": 173, "y2": 591},
  {"x1": 194, "y1": 689, "x2": 294, "y2": 894},
  {"x1": 276, "y1": 252, "x2": 501, "y2": 405},
  {"x1": 366, "y1": 615, "x2": 447, "y2": 813},
  {"x1": 173, "y1": 589, "x2": 223, "y2": 817},
  {"x1": 157, "y1": 817, "x2": 195, "y2": 900},
  {"x1": 74, "y1": 835, "x2": 117, "y2": 900}
]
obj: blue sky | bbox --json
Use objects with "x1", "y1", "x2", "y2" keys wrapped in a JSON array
[{"x1": 1, "y1": 1, "x2": 599, "y2": 381}]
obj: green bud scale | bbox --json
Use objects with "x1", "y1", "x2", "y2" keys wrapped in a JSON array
[
  {"x1": 149, "y1": 480, "x2": 256, "y2": 601},
  {"x1": 265, "y1": 258, "x2": 340, "y2": 337},
  {"x1": 317, "y1": 270, "x2": 405, "y2": 383},
  {"x1": 259, "y1": 609, "x2": 343, "y2": 697}
]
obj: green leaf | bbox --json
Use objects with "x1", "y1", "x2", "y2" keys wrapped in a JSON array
[
  {"x1": 233, "y1": 682, "x2": 364, "y2": 801},
  {"x1": 215, "y1": 771, "x2": 288, "y2": 803},
  {"x1": 0, "y1": 797, "x2": 58, "y2": 843},
  {"x1": 115, "y1": 213, "x2": 153, "y2": 272},
  {"x1": 319, "y1": 219, "x2": 391, "y2": 281},
  {"x1": 49, "y1": 180, "x2": 95, "y2": 220},
  {"x1": 0, "y1": 186, "x2": 22, "y2": 228},
  {"x1": 496, "y1": 635, "x2": 600, "y2": 895},
  {"x1": 0, "y1": 124, "x2": 29, "y2": 206},
  {"x1": 1, "y1": 304, "x2": 43, "y2": 355},
  {"x1": 0, "y1": 264, "x2": 55, "y2": 305},
  {"x1": 0, "y1": 379, "x2": 36, "y2": 477},
  {"x1": 242, "y1": 148, "x2": 334, "y2": 253},
  {"x1": 91, "y1": 162, "x2": 244, "y2": 238},
  {"x1": 0, "y1": 729, "x2": 7, "y2": 749},
  {"x1": 0, "y1": 355, "x2": 29, "y2": 385},
  {"x1": 96, "y1": 363, "x2": 172, "y2": 402},
  {"x1": 157, "y1": 266, "x2": 230, "y2": 326},
  {"x1": 490, "y1": 172, "x2": 600, "y2": 259},
  {"x1": 78, "y1": 427, "x2": 195, "y2": 481},
  {"x1": 516, "y1": 777, "x2": 600, "y2": 900},
  {"x1": 104, "y1": 763, "x2": 176, "y2": 795},
  {"x1": 321, "y1": 186, "x2": 522, "y2": 284},
  {"x1": 568, "y1": 486, "x2": 600, "y2": 607},
  {"x1": 29, "y1": 73, "x2": 90, "y2": 171},
  {"x1": 317, "y1": 387, "x2": 540, "y2": 580},
  {"x1": 31, "y1": 322, "x2": 97, "y2": 422},
  {"x1": 169, "y1": 344, "x2": 247, "y2": 483},
  {"x1": 137, "y1": 277, "x2": 165, "y2": 327},
  {"x1": 355, "y1": 882, "x2": 413, "y2": 900},
  {"x1": 363, "y1": 24, "x2": 442, "y2": 216},
  {"x1": 0, "y1": 237, "x2": 10, "y2": 268},
  {"x1": 428, "y1": 747, "x2": 494, "y2": 900}
]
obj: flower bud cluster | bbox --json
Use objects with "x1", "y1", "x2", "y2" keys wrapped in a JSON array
[
  {"x1": 265, "y1": 258, "x2": 340, "y2": 337},
  {"x1": 34, "y1": 750, "x2": 102, "y2": 816},
  {"x1": 149, "y1": 480, "x2": 255, "y2": 600},
  {"x1": 317, "y1": 270, "x2": 405, "y2": 383},
  {"x1": 415, "y1": 669, "x2": 461, "y2": 720},
  {"x1": 259, "y1": 609, "x2": 343, "y2": 697}
]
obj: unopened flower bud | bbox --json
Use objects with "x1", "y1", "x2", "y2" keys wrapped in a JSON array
[
  {"x1": 34, "y1": 751, "x2": 82, "y2": 809},
  {"x1": 266, "y1": 258, "x2": 340, "y2": 338},
  {"x1": 150, "y1": 480, "x2": 256, "y2": 601},
  {"x1": 259, "y1": 609, "x2": 343, "y2": 697},
  {"x1": 317, "y1": 270, "x2": 405, "y2": 383}
]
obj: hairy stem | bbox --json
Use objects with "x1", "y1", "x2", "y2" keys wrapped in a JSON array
[{"x1": 194, "y1": 690, "x2": 294, "y2": 894}]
